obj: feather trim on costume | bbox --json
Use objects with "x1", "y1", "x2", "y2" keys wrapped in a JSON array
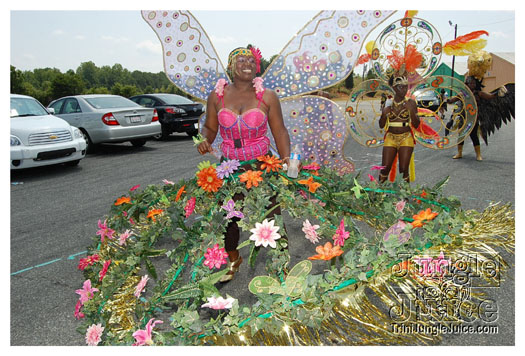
[
  {"x1": 387, "y1": 44, "x2": 422, "y2": 74},
  {"x1": 443, "y1": 30, "x2": 489, "y2": 56}
]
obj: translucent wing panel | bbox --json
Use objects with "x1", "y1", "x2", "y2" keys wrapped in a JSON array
[
  {"x1": 198, "y1": 114, "x2": 222, "y2": 160},
  {"x1": 269, "y1": 96, "x2": 354, "y2": 175},
  {"x1": 142, "y1": 10, "x2": 230, "y2": 102},
  {"x1": 411, "y1": 76, "x2": 477, "y2": 149},
  {"x1": 263, "y1": 10, "x2": 395, "y2": 99},
  {"x1": 345, "y1": 80, "x2": 394, "y2": 148}
]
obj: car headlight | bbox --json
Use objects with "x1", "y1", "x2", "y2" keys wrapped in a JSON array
[
  {"x1": 10, "y1": 135, "x2": 21, "y2": 146},
  {"x1": 73, "y1": 128, "x2": 83, "y2": 139}
]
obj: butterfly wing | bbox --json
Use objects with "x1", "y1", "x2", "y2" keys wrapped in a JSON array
[
  {"x1": 268, "y1": 96, "x2": 354, "y2": 175},
  {"x1": 262, "y1": 10, "x2": 396, "y2": 99},
  {"x1": 141, "y1": 10, "x2": 230, "y2": 102}
]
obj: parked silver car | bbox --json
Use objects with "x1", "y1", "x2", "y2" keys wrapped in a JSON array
[
  {"x1": 48, "y1": 95, "x2": 161, "y2": 151},
  {"x1": 10, "y1": 94, "x2": 87, "y2": 169}
]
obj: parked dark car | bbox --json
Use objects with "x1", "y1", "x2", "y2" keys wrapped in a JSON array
[
  {"x1": 415, "y1": 90, "x2": 441, "y2": 112},
  {"x1": 129, "y1": 93, "x2": 204, "y2": 140}
]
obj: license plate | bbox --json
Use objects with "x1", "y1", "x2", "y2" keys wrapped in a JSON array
[{"x1": 130, "y1": 116, "x2": 141, "y2": 123}]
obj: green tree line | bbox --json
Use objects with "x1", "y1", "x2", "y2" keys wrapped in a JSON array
[
  {"x1": 10, "y1": 61, "x2": 189, "y2": 106},
  {"x1": 11, "y1": 55, "x2": 362, "y2": 106}
]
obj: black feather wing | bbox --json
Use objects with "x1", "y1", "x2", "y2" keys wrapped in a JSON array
[{"x1": 477, "y1": 83, "x2": 515, "y2": 145}]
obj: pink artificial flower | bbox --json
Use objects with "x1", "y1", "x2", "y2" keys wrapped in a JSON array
[
  {"x1": 302, "y1": 219, "x2": 320, "y2": 244},
  {"x1": 249, "y1": 219, "x2": 281, "y2": 248},
  {"x1": 74, "y1": 299, "x2": 85, "y2": 319},
  {"x1": 130, "y1": 184, "x2": 141, "y2": 192},
  {"x1": 250, "y1": 47, "x2": 262, "y2": 73},
  {"x1": 395, "y1": 200, "x2": 406, "y2": 212},
  {"x1": 413, "y1": 251, "x2": 451, "y2": 277},
  {"x1": 132, "y1": 318, "x2": 163, "y2": 346},
  {"x1": 78, "y1": 254, "x2": 100, "y2": 271},
  {"x1": 184, "y1": 197, "x2": 196, "y2": 218},
  {"x1": 201, "y1": 296, "x2": 236, "y2": 310},
  {"x1": 370, "y1": 165, "x2": 386, "y2": 171},
  {"x1": 368, "y1": 174, "x2": 377, "y2": 182},
  {"x1": 96, "y1": 219, "x2": 115, "y2": 243},
  {"x1": 303, "y1": 163, "x2": 321, "y2": 171},
  {"x1": 99, "y1": 260, "x2": 111, "y2": 282},
  {"x1": 129, "y1": 218, "x2": 136, "y2": 225},
  {"x1": 298, "y1": 190, "x2": 326, "y2": 207},
  {"x1": 118, "y1": 229, "x2": 132, "y2": 246},
  {"x1": 252, "y1": 77, "x2": 264, "y2": 99},
  {"x1": 383, "y1": 220, "x2": 411, "y2": 243},
  {"x1": 75, "y1": 279, "x2": 99, "y2": 304},
  {"x1": 162, "y1": 179, "x2": 174, "y2": 185},
  {"x1": 203, "y1": 244, "x2": 229, "y2": 270},
  {"x1": 85, "y1": 323, "x2": 104, "y2": 346},
  {"x1": 332, "y1": 219, "x2": 350, "y2": 247},
  {"x1": 215, "y1": 78, "x2": 227, "y2": 97},
  {"x1": 134, "y1": 275, "x2": 150, "y2": 298}
]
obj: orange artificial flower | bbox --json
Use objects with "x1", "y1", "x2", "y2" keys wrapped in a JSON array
[
  {"x1": 114, "y1": 196, "x2": 131, "y2": 206},
  {"x1": 147, "y1": 209, "x2": 164, "y2": 222},
  {"x1": 308, "y1": 242, "x2": 344, "y2": 261},
  {"x1": 298, "y1": 176, "x2": 322, "y2": 193},
  {"x1": 415, "y1": 189, "x2": 427, "y2": 204},
  {"x1": 196, "y1": 167, "x2": 223, "y2": 193},
  {"x1": 239, "y1": 170, "x2": 264, "y2": 189},
  {"x1": 411, "y1": 208, "x2": 439, "y2": 228},
  {"x1": 257, "y1": 155, "x2": 283, "y2": 173},
  {"x1": 175, "y1": 185, "x2": 186, "y2": 202}
]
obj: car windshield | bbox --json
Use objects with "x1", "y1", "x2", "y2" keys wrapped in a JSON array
[
  {"x1": 84, "y1": 96, "x2": 139, "y2": 109},
  {"x1": 155, "y1": 94, "x2": 194, "y2": 105},
  {"x1": 10, "y1": 97, "x2": 49, "y2": 117}
]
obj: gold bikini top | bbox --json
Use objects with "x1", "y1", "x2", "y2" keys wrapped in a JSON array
[{"x1": 385, "y1": 98, "x2": 410, "y2": 129}]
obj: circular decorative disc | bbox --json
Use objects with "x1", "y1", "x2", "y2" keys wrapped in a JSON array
[{"x1": 370, "y1": 17, "x2": 442, "y2": 84}]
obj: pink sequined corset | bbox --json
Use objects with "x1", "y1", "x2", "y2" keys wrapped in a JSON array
[{"x1": 218, "y1": 108, "x2": 270, "y2": 161}]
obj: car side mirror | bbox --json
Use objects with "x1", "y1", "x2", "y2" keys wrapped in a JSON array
[{"x1": 47, "y1": 108, "x2": 55, "y2": 114}]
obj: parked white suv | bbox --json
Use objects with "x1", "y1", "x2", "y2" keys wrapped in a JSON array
[{"x1": 10, "y1": 94, "x2": 87, "y2": 169}]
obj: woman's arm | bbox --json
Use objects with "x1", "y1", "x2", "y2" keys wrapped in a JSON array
[
  {"x1": 407, "y1": 99, "x2": 420, "y2": 129},
  {"x1": 197, "y1": 92, "x2": 219, "y2": 155},
  {"x1": 265, "y1": 90, "x2": 291, "y2": 163},
  {"x1": 379, "y1": 107, "x2": 388, "y2": 129}
]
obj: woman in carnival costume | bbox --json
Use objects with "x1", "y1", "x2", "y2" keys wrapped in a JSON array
[
  {"x1": 197, "y1": 46, "x2": 291, "y2": 282},
  {"x1": 448, "y1": 57, "x2": 513, "y2": 160},
  {"x1": 377, "y1": 45, "x2": 422, "y2": 183},
  {"x1": 378, "y1": 68, "x2": 420, "y2": 183},
  {"x1": 441, "y1": 32, "x2": 514, "y2": 160}
]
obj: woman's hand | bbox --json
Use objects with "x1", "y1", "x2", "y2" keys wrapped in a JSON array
[{"x1": 197, "y1": 140, "x2": 214, "y2": 155}]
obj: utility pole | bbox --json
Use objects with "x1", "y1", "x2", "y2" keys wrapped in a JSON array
[{"x1": 449, "y1": 21, "x2": 457, "y2": 97}]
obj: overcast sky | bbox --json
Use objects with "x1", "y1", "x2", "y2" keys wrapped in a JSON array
[{"x1": 9, "y1": 7, "x2": 515, "y2": 74}]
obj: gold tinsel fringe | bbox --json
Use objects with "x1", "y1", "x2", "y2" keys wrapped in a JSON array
[{"x1": 202, "y1": 203, "x2": 514, "y2": 346}]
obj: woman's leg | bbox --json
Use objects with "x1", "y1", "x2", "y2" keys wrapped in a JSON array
[
  {"x1": 470, "y1": 122, "x2": 482, "y2": 160},
  {"x1": 379, "y1": 146, "x2": 398, "y2": 183},
  {"x1": 398, "y1": 146, "x2": 414, "y2": 182}
]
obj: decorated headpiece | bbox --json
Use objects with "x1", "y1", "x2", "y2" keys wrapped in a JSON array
[
  {"x1": 467, "y1": 50, "x2": 492, "y2": 81},
  {"x1": 387, "y1": 44, "x2": 422, "y2": 86},
  {"x1": 227, "y1": 46, "x2": 263, "y2": 73}
]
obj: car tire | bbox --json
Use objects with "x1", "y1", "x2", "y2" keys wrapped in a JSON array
[
  {"x1": 153, "y1": 125, "x2": 170, "y2": 141},
  {"x1": 131, "y1": 139, "x2": 147, "y2": 147},
  {"x1": 81, "y1": 129, "x2": 97, "y2": 154},
  {"x1": 65, "y1": 159, "x2": 80, "y2": 167}
]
